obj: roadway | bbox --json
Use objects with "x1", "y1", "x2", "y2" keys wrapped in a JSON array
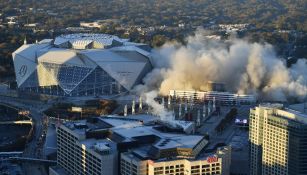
[
  {"x1": 207, "y1": 105, "x2": 252, "y2": 174},
  {"x1": 0, "y1": 95, "x2": 52, "y2": 175}
]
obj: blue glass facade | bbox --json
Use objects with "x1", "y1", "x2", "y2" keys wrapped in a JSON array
[
  {"x1": 19, "y1": 65, "x2": 127, "y2": 96},
  {"x1": 40, "y1": 62, "x2": 94, "y2": 93}
]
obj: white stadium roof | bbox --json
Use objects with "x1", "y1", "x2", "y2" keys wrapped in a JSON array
[
  {"x1": 53, "y1": 33, "x2": 128, "y2": 49},
  {"x1": 38, "y1": 48, "x2": 96, "y2": 67}
]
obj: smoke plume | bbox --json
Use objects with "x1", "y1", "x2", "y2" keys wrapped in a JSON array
[
  {"x1": 143, "y1": 90, "x2": 174, "y2": 121},
  {"x1": 137, "y1": 29, "x2": 307, "y2": 102}
]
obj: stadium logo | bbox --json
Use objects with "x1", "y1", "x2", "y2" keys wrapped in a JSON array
[{"x1": 19, "y1": 65, "x2": 27, "y2": 77}]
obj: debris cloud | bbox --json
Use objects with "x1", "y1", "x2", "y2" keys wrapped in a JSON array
[{"x1": 137, "y1": 29, "x2": 307, "y2": 102}]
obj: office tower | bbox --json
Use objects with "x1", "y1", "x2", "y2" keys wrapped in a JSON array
[
  {"x1": 55, "y1": 122, "x2": 118, "y2": 175},
  {"x1": 249, "y1": 104, "x2": 307, "y2": 175}
]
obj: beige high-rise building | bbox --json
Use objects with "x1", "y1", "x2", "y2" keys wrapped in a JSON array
[
  {"x1": 51, "y1": 121, "x2": 118, "y2": 175},
  {"x1": 249, "y1": 104, "x2": 307, "y2": 175},
  {"x1": 121, "y1": 146, "x2": 231, "y2": 175}
]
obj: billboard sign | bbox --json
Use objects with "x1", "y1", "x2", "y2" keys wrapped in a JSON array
[{"x1": 207, "y1": 156, "x2": 218, "y2": 163}]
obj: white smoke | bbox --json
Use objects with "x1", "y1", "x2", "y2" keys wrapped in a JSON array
[
  {"x1": 136, "y1": 28, "x2": 307, "y2": 102},
  {"x1": 143, "y1": 90, "x2": 174, "y2": 121}
]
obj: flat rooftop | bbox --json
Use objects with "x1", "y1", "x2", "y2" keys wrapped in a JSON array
[
  {"x1": 112, "y1": 125, "x2": 204, "y2": 149},
  {"x1": 288, "y1": 103, "x2": 307, "y2": 114},
  {"x1": 62, "y1": 114, "x2": 206, "y2": 159},
  {"x1": 79, "y1": 138, "x2": 117, "y2": 156},
  {"x1": 256, "y1": 104, "x2": 307, "y2": 124}
]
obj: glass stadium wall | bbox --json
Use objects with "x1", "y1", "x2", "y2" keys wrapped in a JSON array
[{"x1": 18, "y1": 66, "x2": 127, "y2": 97}]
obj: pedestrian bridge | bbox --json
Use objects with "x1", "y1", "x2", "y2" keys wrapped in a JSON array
[
  {"x1": 9, "y1": 157, "x2": 56, "y2": 165},
  {"x1": 0, "y1": 102, "x2": 19, "y2": 111},
  {"x1": 0, "y1": 120, "x2": 32, "y2": 125}
]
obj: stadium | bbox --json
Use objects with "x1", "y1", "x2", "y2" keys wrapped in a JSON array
[{"x1": 12, "y1": 34, "x2": 153, "y2": 96}]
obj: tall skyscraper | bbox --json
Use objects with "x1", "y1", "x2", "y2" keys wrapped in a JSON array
[{"x1": 249, "y1": 104, "x2": 307, "y2": 175}]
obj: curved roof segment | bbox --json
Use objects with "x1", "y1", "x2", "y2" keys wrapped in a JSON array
[
  {"x1": 12, "y1": 34, "x2": 153, "y2": 95},
  {"x1": 53, "y1": 33, "x2": 128, "y2": 50}
]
